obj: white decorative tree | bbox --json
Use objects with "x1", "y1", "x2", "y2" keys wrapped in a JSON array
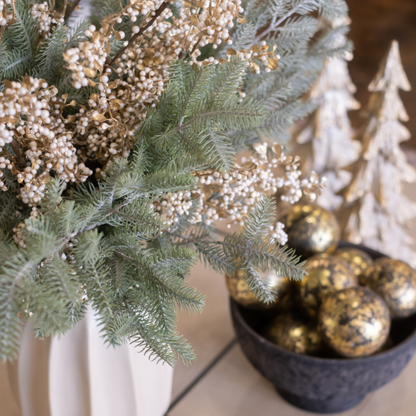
[
  {"x1": 293, "y1": 18, "x2": 361, "y2": 211},
  {"x1": 338, "y1": 40, "x2": 416, "y2": 265}
]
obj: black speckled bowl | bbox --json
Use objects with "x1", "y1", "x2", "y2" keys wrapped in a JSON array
[{"x1": 230, "y1": 242, "x2": 416, "y2": 414}]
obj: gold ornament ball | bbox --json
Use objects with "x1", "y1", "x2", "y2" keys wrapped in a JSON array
[
  {"x1": 226, "y1": 269, "x2": 291, "y2": 310},
  {"x1": 279, "y1": 204, "x2": 340, "y2": 258},
  {"x1": 319, "y1": 287, "x2": 390, "y2": 358},
  {"x1": 333, "y1": 247, "x2": 373, "y2": 278},
  {"x1": 297, "y1": 254, "x2": 358, "y2": 317},
  {"x1": 361, "y1": 258, "x2": 416, "y2": 318},
  {"x1": 263, "y1": 313, "x2": 323, "y2": 355}
]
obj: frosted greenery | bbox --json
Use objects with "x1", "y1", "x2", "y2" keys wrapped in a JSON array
[{"x1": 0, "y1": 0, "x2": 349, "y2": 365}]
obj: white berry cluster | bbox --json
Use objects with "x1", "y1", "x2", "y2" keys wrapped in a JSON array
[
  {"x1": 63, "y1": 4, "x2": 172, "y2": 165},
  {"x1": 0, "y1": 0, "x2": 16, "y2": 29},
  {"x1": 0, "y1": 156, "x2": 11, "y2": 191},
  {"x1": 64, "y1": 25, "x2": 108, "y2": 90},
  {"x1": 113, "y1": 4, "x2": 174, "y2": 108},
  {"x1": 12, "y1": 207, "x2": 39, "y2": 247},
  {"x1": 62, "y1": 0, "x2": 245, "y2": 167},
  {"x1": 225, "y1": 42, "x2": 280, "y2": 74},
  {"x1": 102, "y1": 0, "x2": 165, "y2": 27},
  {"x1": 280, "y1": 166, "x2": 322, "y2": 204},
  {"x1": 2, "y1": 0, "x2": 280, "y2": 207},
  {"x1": 270, "y1": 222, "x2": 287, "y2": 245},
  {"x1": 154, "y1": 144, "x2": 325, "y2": 241},
  {"x1": 177, "y1": 0, "x2": 243, "y2": 60},
  {"x1": 0, "y1": 101, "x2": 14, "y2": 190},
  {"x1": 30, "y1": 2, "x2": 64, "y2": 37},
  {"x1": 69, "y1": 9, "x2": 174, "y2": 166},
  {"x1": 0, "y1": 77, "x2": 92, "y2": 205},
  {"x1": 154, "y1": 191, "x2": 194, "y2": 225}
]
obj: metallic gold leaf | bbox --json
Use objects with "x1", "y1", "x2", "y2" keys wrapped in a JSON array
[
  {"x1": 92, "y1": 113, "x2": 107, "y2": 122},
  {"x1": 267, "y1": 58, "x2": 279, "y2": 70},
  {"x1": 272, "y1": 144, "x2": 283, "y2": 156},
  {"x1": 245, "y1": 162, "x2": 258, "y2": 171},
  {"x1": 109, "y1": 99, "x2": 122, "y2": 110},
  {"x1": 253, "y1": 142, "x2": 267, "y2": 156},
  {"x1": 84, "y1": 67, "x2": 96, "y2": 78},
  {"x1": 92, "y1": 32, "x2": 100, "y2": 43},
  {"x1": 107, "y1": 81, "x2": 119, "y2": 89},
  {"x1": 250, "y1": 62, "x2": 260, "y2": 73},
  {"x1": 227, "y1": 48, "x2": 237, "y2": 56},
  {"x1": 250, "y1": 45, "x2": 259, "y2": 53},
  {"x1": 22, "y1": 77, "x2": 32, "y2": 89},
  {"x1": 2, "y1": 80, "x2": 13, "y2": 89},
  {"x1": 94, "y1": 60, "x2": 103, "y2": 71}
]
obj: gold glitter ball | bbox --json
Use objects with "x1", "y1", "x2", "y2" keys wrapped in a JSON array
[
  {"x1": 263, "y1": 312, "x2": 323, "y2": 355},
  {"x1": 333, "y1": 247, "x2": 373, "y2": 279},
  {"x1": 226, "y1": 269, "x2": 291, "y2": 310},
  {"x1": 297, "y1": 254, "x2": 358, "y2": 317},
  {"x1": 279, "y1": 204, "x2": 340, "y2": 258},
  {"x1": 319, "y1": 287, "x2": 390, "y2": 358},
  {"x1": 361, "y1": 258, "x2": 416, "y2": 318}
]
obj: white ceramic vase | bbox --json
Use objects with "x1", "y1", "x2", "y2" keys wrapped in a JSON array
[{"x1": 7, "y1": 307, "x2": 173, "y2": 416}]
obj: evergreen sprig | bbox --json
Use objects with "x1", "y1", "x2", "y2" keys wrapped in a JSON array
[
  {"x1": 0, "y1": 61, "x2": 304, "y2": 365},
  {"x1": 224, "y1": 0, "x2": 351, "y2": 144},
  {"x1": 0, "y1": 0, "x2": 348, "y2": 365}
]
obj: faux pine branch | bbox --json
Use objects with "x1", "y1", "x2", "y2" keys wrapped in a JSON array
[
  {"x1": 0, "y1": 0, "x2": 344, "y2": 364},
  {"x1": 226, "y1": 0, "x2": 352, "y2": 143}
]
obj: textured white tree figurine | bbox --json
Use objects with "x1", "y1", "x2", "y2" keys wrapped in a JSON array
[
  {"x1": 338, "y1": 40, "x2": 416, "y2": 265},
  {"x1": 293, "y1": 18, "x2": 360, "y2": 211}
]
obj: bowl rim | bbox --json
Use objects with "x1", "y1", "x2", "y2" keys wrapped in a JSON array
[{"x1": 231, "y1": 300, "x2": 416, "y2": 364}]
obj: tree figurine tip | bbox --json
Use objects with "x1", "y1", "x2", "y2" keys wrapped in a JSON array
[{"x1": 369, "y1": 40, "x2": 411, "y2": 93}]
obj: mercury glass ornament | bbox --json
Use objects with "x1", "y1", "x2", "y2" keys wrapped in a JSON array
[
  {"x1": 297, "y1": 254, "x2": 358, "y2": 317},
  {"x1": 361, "y1": 258, "x2": 416, "y2": 318},
  {"x1": 279, "y1": 204, "x2": 340, "y2": 258},
  {"x1": 226, "y1": 269, "x2": 291, "y2": 310},
  {"x1": 333, "y1": 247, "x2": 373, "y2": 278},
  {"x1": 319, "y1": 287, "x2": 390, "y2": 358},
  {"x1": 263, "y1": 313, "x2": 323, "y2": 355}
]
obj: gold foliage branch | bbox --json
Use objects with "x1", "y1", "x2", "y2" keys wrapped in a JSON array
[
  {"x1": 0, "y1": 0, "x2": 281, "y2": 213},
  {"x1": 154, "y1": 144, "x2": 324, "y2": 241}
]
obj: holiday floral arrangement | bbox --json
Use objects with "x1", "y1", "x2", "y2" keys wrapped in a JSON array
[{"x1": 0, "y1": 0, "x2": 351, "y2": 365}]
